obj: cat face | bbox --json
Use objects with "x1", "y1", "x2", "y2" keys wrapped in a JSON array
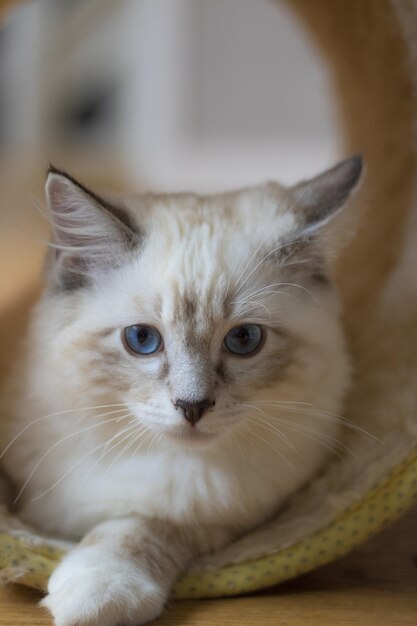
[{"x1": 39, "y1": 158, "x2": 362, "y2": 448}]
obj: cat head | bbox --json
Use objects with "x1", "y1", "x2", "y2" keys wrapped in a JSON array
[{"x1": 39, "y1": 156, "x2": 362, "y2": 448}]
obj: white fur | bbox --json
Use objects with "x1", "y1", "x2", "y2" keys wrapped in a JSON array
[
  {"x1": 1, "y1": 165, "x2": 358, "y2": 625},
  {"x1": 42, "y1": 545, "x2": 165, "y2": 626}
]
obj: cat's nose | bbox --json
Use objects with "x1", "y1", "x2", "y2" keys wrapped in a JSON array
[{"x1": 173, "y1": 398, "x2": 215, "y2": 426}]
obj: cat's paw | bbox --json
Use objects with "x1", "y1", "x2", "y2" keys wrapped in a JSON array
[{"x1": 41, "y1": 545, "x2": 166, "y2": 626}]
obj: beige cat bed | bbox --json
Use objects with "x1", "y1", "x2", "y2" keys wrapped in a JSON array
[{"x1": 1, "y1": 0, "x2": 417, "y2": 600}]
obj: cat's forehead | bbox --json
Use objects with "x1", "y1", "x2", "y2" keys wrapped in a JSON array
[
  {"x1": 118, "y1": 184, "x2": 297, "y2": 328},
  {"x1": 124, "y1": 182, "x2": 293, "y2": 236}
]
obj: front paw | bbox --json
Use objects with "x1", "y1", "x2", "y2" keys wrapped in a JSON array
[{"x1": 41, "y1": 546, "x2": 166, "y2": 626}]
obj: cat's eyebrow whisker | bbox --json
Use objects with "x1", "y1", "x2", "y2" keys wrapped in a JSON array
[
  {"x1": 242, "y1": 289, "x2": 304, "y2": 308},
  {"x1": 239, "y1": 282, "x2": 302, "y2": 301},
  {"x1": 234, "y1": 181, "x2": 313, "y2": 289},
  {"x1": 237, "y1": 239, "x2": 308, "y2": 292},
  {"x1": 14, "y1": 413, "x2": 132, "y2": 504},
  {"x1": 240, "y1": 281, "x2": 318, "y2": 306},
  {"x1": 0, "y1": 403, "x2": 131, "y2": 459},
  {"x1": 232, "y1": 298, "x2": 272, "y2": 320},
  {"x1": 234, "y1": 232, "x2": 276, "y2": 288}
]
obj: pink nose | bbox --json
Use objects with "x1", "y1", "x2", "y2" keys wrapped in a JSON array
[{"x1": 173, "y1": 398, "x2": 215, "y2": 425}]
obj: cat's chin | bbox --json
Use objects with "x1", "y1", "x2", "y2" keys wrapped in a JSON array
[{"x1": 164, "y1": 426, "x2": 218, "y2": 447}]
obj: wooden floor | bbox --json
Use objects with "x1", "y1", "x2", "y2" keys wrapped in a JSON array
[{"x1": 1, "y1": 505, "x2": 416, "y2": 625}]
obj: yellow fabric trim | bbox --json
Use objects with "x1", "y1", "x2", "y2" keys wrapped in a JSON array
[{"x1": 1, "y1": 449, "x2": 416, "y2": 598}]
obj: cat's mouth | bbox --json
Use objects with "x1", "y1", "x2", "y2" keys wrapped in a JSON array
[{"x1": 165, "y1": 424, "x2": 217, "y2": 445}]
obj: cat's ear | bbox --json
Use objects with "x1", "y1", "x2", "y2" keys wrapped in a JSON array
[
  {"x1": 45, "y1": 166, "x2": 140, "y2": 290},
  {"x1": 290, "y1": 155, "x2": 363, "y2": 237}
]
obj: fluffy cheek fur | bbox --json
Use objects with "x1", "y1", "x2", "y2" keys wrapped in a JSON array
[{"x1": 23, "y1": 277, "x2": 348, "y2": 457}]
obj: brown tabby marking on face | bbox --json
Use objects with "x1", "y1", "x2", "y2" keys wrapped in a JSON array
[
  {"x1": 100, "y1": 350, "x2": 123, "y2": 365},
  {"x1": 215, "y1": 362, "x2": 229, "y2": 384},
  {"x1": 95, "y1": 328, "x2": 114, "y2": 340},
  {"x1": 153, "y1": 294, "x2": 163, "y2": 317},
  {"x1": 158, "y1": 360, "x2": 170, "y2": 381}
]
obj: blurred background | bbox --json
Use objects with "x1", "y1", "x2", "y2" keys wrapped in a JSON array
[{"x1": 0, "y1": 0, "x2": 340, "y2": 193}]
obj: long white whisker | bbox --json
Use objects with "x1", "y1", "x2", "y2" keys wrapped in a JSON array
[
  {"x1": 77, "y1": 417, "x2": 138, "y2": 493},
  {"x1": 14, "y1": 413, "x2": 130, "y2": 504},
  {"x1": 100, "y1": 425, "x2": 150, "y2": 486},
  {"x1": 0, "y1": 403, "x2": 130, "y2": 459},
  {"x1": 249, "y1": 401, "x2": 381, "y2": 441},
  {"x1": 235, "y1": 180, "x2": 316, "y2": 289},
  {"x1": 243, "y1": 422, "x2": 296, "y2": 472},
  {"x1": 238, "y1": 403, "x2": 298, "y2": 454},
  {"x1": 30, "y1": 438, "x2": 116, "y2": 503},
  {"x1": 237, "y1": 240, "x2": 308, "y2": 291},
  {"x1": 248, "y1": 402, "x2": 357, "y2": 461}
]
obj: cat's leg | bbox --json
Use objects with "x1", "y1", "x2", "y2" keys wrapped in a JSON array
[{"x1": 41, "y1": 517, "x2": 198, "y2": 626}]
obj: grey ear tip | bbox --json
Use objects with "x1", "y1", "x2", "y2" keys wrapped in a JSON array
[
  {"x1": 351, "y1": 152, "x2": 363, "y2": 167},
  {"x1": 347, "y1": 153, "x2": 364, "y2": 178}
]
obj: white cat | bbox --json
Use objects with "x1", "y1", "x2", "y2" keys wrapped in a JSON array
[{"x1": 0, "y1": 156, "x2": 361, "y2": 626}]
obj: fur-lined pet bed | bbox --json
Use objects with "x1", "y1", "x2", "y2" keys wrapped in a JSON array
[{"x1": 1, "y1": 0, "x2": 417, "y2": 601}]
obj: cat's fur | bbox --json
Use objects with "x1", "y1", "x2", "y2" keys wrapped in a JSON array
[{"x1": 0, "y1": 156, "x2": 361, "y2": 626}]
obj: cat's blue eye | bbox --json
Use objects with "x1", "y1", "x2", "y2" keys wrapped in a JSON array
[
  {"x1": 223, "y1": 324, "x2": 264, "y2": 356},
  {"x1": 123, "y1": 325, "x2": 163, "y2": 356}
]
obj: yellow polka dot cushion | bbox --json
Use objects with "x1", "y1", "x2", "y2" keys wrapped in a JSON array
[
  {"x1": 2, "y1": 0, "x2": 417, "y2": 602},
  {"x1": 1, "y1": 449, "x2": 416, "y2": 597}
]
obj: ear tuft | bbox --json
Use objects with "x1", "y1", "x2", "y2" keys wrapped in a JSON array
[{"x1": 292, "y1": 155, "x2": 363, "y2": 236}]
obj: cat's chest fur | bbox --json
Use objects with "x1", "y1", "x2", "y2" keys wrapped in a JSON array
[{"x1": 14, "y1": 425, "x2": 320, "y2": 543}]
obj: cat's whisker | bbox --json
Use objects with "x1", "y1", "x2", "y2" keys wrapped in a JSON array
[
  {"x1": 236, "y1": 422, "x2": 260, "y2": 456},
  {"x1": 238, "y1": 403, "x2": 298, "y2": 455},
  {"x1": 249, "y1": 402, "x2": 358, "y2": 461},
  {"x1": 234, "y1": 181, "x2": 314, "y2": 289},
  {"x1": 238, "y1": 401, "x2": 358, "y2": 467},
  {"x1": 228, "y1": 430, "x2": 245, "y2": 464},
  {"x1": 240, "y1": 281, "x2": 317, "y2": 307},
  {"x1": 232, "y1": 298, "x2": 272, "y2": 320},
  {"x1": 238, "y1": 416, "x2": 296, "y2": 472},
  {"x1": 14, "y1": 412, "x2": 132, "y2": 504},
  {"x1": 251, "y1": 400, "x2": 313, "y2": 406},
  {"x1": 99, "y1": 424, "x2": 150, "y2": 487},
  {"x1": 130, "y1": 429, "x2": 155, "y2": 460},
  {"x1": 239, "y1": 281, "x2": 305, "y2": 301},
  {"x1": 263, "y1": 415, "x2": 351, "y2": 461},
  {"x1": 78, "y1": 419, "x2": 139, "y2": 492},
  {"x1": 30, "y1": 436, "x2": 121, "y2": 503},
  {"x1": 0, "y1": 403, "x2": 132, "y2": 459},
  {"x1": 252, "y1": 409, "x2": 348, "y2": 461},
  {"x1": 237, "y1": 239, "x2": 309, "y2": 292},
  {"x1": 248, "y1": 401, "x2": 381, "y2": 442}
]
